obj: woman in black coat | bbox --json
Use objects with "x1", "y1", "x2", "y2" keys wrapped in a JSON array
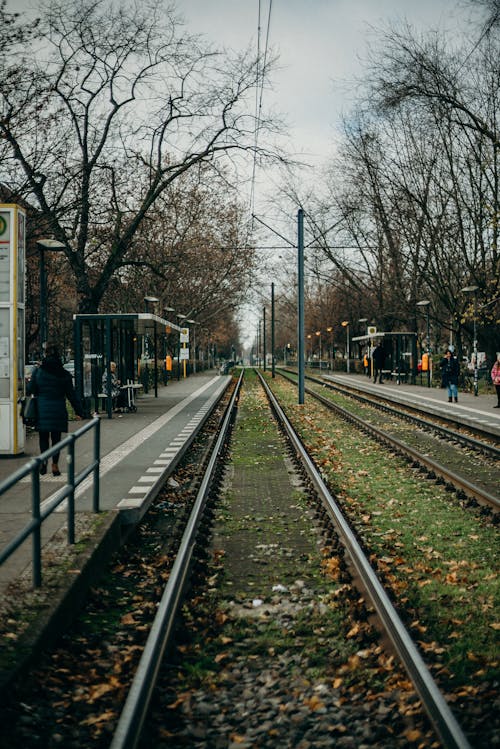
[{"x1": 27, "y1": 342, "x2": 84, "y2": 476}]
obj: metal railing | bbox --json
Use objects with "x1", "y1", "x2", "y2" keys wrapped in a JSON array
[{"x1": 0, "y1": 417, "x2": 101, "y2": 588}]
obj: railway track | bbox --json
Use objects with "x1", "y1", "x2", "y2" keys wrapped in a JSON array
[
  {"x1": 278, "y1": 369, "x2": 499, "y2": 515},
  {"x1": 281, "y1": 369, "x2": 500, "y2": 454},
  {"x1": 112, "y1": 370, "x2": 474, "y2": 748},
  {"x1": 2, "y1": 368, "x2": 497, "y2": 748}
]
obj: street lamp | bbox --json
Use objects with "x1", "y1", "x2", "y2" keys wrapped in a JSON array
[
  {"x1": 37, "y1": 238, "x2": 65, "y2": 356},
  {"x1": 416, "y1": 300, "x2": 431, "y2": 388},
  {"x1": 461, "y1": 285, "x2": 479, "y2": 396},
  {"x1": 341, "y1": 321, "x2": 350, "y2": 373},
  {"x1": 143, "y1": 295, "x2": 159, "y2": 363},
  {"x1": 144, "y1": 295, "x2": 159, "y2": 313},
  {"x1": 326, "y1": 326, "x2": 333, "y2": 370},
  {"x1": 176, "y1": 313, "x2": 187, "y2": 380},
  {"x1": 315, "y1": 330, "x2": 322, "y2": 368},
  {"x1": 187, "y1": 319, "x2": 198, "y2": 373},
  {"x1": 358, "y1": 318, "x2": 368, "y2": 373}
]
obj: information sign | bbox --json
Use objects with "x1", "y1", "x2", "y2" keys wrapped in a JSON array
[{"x1": 0, "y1": 204, "x2": 26, "y2": 454}]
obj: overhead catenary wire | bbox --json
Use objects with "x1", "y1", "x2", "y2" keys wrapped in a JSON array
[{"x1": 249, "y1": 0, "x2": 273, "y2": 223}]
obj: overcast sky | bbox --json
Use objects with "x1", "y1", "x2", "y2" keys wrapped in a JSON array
[
  {"x1": 9, "y1": 0, "x2": 479, "y2": 342},
  {"x1": 10, "y1": 0, "x2": 477, "y2": 208},
  {"x1": 178, "y1": 1, "x2": 475, "y2": 190}
]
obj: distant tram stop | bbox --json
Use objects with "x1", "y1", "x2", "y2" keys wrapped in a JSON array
[
  {"x1": 352, "y1": 330, "x2": 418, "y2": 384},
  {"x1": 72, "y1": 313, "x2": 181, "y2": 419}
]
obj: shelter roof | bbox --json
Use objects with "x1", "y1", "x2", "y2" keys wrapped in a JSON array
[
  {"x1": 73, "y1": 312, "x2": 182, "y2": 335},
  {"x1": 352, "y1": 331, "x2": 417, "y2": 342}
]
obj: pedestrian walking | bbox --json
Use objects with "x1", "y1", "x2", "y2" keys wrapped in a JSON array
[
  {"x1": 491, "y1": 353, "x2": 500, "y2": 408},
  {"x1": 27, "y1": 342, "x2": 84, "y2": 476},
  {"x1": 372, "y1": 343, "x2": 385, "y2": 383},
  {"x1": 440, "y1": 349, "x2": 460, "y2": 403}
]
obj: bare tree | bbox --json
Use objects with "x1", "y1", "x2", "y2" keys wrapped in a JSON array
[{"x1": 0, "y1": 0, "x2": 284, "y2": 314}]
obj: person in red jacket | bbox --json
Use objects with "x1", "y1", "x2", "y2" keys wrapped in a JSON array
[{"x1": 491, "y1": 352, "x2": 500, "y2": 408}]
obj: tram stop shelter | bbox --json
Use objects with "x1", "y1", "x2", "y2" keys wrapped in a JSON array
[
  {"x1": 352, "y1": 331, "x2": 418, "y2": 383},
  {"x1": 73, "y1": 313, "x2": 181, "y2": 418}
]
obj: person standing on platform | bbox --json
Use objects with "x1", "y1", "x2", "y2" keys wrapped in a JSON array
[
  {"x1": 440, "y1": 349, "x2": 460, "y2": 403},
  {"x1": 491, "y1": 353, "x2": 500, "y2": 408},
  {"x1": 27, "y1": 342, "x2": 83, "y2": 476},
  {"x1": 363, "y1": 352, "x2": 370, "y2": 377},
  {"x1": 372, "y1": 343, "x2": 385, "y2": 383},
  {"x1": 102, "y1": 361, "x2": 128, "y2": 412}
]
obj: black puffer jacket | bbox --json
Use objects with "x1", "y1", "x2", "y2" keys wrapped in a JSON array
[
  {"x1": 27, "y1": 356, "x2": 83, "y2": 432},
  {"x1": 440, "y1": 355, "x2": 460, "y2": 387}
]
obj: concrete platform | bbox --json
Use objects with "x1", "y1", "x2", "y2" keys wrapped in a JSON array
[
  {"x1": 0, "y1": 371, "x2": 231, "y2": 595},
  {"x1": 321, "y1": 372, "x2": 500, "y2": 440}
]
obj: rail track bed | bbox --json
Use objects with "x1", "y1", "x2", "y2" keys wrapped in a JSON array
[
  {"x1": 1, "y1": 369, "x2": 498, "y2": 748},
  {"x1": 279, "y1": 369, "x2": 499, "y2": 514}
]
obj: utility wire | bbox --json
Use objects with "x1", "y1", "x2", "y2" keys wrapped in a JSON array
[{"x1": 249, "y1": 0, "x2": 273, "y2": 223}]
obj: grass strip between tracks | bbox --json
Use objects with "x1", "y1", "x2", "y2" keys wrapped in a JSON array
[{"x1": 266, "y1": 373, "x2": 499, "y2": 698}]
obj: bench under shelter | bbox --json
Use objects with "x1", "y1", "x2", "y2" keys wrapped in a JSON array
[{"x1": 72, "y1": 313, "x2": 181, "y2": 418}]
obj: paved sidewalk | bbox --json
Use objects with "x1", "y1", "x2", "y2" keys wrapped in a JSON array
[{"x1": 0, "y1": 370, "x2": 229, "y2": 592}]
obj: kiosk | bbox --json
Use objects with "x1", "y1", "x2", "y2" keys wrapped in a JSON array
[{"x1": 0, "y1": 204, "x2": 26, "y2": 455}]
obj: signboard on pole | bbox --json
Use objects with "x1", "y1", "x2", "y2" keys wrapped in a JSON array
[
  {"x1": 180, "y1": 327, "x2": 189, "y2": 343},
  {"x1": 0, "y1": 204, "x2": 26, "y2": 454}
]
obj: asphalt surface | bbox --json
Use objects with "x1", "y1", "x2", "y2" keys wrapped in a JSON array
[{"x1": 0, "y1": 370, "x2": 230, "y2": 594}]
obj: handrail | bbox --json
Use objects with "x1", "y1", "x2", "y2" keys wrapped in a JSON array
[{"x1": 0, "y1": 417, "x2": 101, "y2": 587}]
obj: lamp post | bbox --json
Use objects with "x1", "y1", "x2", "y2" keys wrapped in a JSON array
[
  {"x1": 297, "y1": 208, "x2": 305, "y2": 404},
  {"x1": 37, "y1": 238, "x2": 65, "y2": 357},
  {"x1": 162, "y1": 307, "x2": 174, "y2": 382},
  {"x1": 143, "y1": 295, "x2": 159, "y2": 364},
  {"x1": 326, "y1": 326, "x2": 333, "y2": 370},
  {"x1": 461, "y1": 285, "x2": 479, "y2": 396},
  {"x1": 186, "y1": 319, "x2": 197, "y2": 373},
  {"x1": 307, "y1": 334, "x2": 312, "y2": 365},
  {"x1": 271, "y1": 282, "x2": 275, "y2": 378},
  {"x1": 315, "y1": 330, "x2": 322, "y2": 369},
  {"x1": 143, "y1": 295, "x2": 159, "y2": 313},
  {"x1": 263, "y1": 306, "x2": 266, "y2": 372},
  {"x1": 416, "y1": 300, "x2": 431, "y2": 388},
  {"x1": 358, "y1": 318, "x2": 368, "y2": 374},
  {"x1": 341, "y1": 321, "x2": 350, "y2": 373},
  {"x1": 176, "y1": 313, "x2": 187, "y2": 379}
]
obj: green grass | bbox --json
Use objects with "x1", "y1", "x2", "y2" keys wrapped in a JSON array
[{"x1": 268, "y1": 374, "x2": 499, "y2": 688}]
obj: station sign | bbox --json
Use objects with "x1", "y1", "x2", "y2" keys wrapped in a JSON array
[
  {"x1": 0, "y1": 204, "x2": 26, "y2": 454},
  {"x1": 180, "y1": 327, "x2": 189, "y2": 343}
]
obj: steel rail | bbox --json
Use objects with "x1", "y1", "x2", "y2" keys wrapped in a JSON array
[
  {"x1": 110, "y1": 370, "x2": 243, "y2": 749},
  {"x1": 279, "y1": 368, "x2": 500, "y2": 460},
  {"x1": 257, "y1": 371, "x2": 472, "y2": 749},
  {"x1": 305, "y1": 382, "x2": 499, "y2": 511}
]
